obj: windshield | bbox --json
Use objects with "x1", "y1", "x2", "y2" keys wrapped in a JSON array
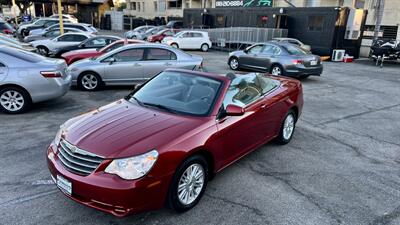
[
  {"x1": 131, "y1": 71, "x2": 222, "y2": 116},
  {"x1": 282, "y1": 45, "x2": 307, "y2": 55},
  {"x1": 173, "y1": 31, "x2": 184, "y2": 37},
  {"x1": 156, "y1": 29, "x2": 168, "y2": 35},
  {"x1": 34, "y1": 19, "x2": 48, "y2": 26}
]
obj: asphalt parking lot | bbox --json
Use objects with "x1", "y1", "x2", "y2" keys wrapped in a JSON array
[{"x1": 1, "y1": 50, "x2": 400, "y2": 225}]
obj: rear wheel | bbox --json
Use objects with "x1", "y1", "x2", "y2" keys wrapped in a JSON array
[
  {"x1": 275, "y1": 110, "x2": 296, "y2": 145},
  {"x1": 37, "y1": 46, "x2": 49, "y2": 56},
  {"x1": 168, "y1": 155, "x2": 208, "y2": 212},
  {"x1": 78, "y1": 72, "x2": 102, "y2": 91},
  {"x1": 201, "y1": 44, "x2": 209, "y2": 52},
  {"x1": 270, "y1": 64, "x2": 283, "y2": 76},
  {"x1": 229, "y1": 57, "x2": 239, "y2": 70},
  {"x1": 0, "y1": 87, "x2": 31, "y2": 114}
]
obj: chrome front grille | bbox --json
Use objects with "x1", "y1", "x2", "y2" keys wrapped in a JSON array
[{"x1": 58, "y1": 139, "x2": 103, "y2": 176}]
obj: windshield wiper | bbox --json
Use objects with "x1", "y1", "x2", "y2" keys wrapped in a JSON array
[
  {"x1": 141, "y1": 102, "x2": 179, "y2": 114},
  {"x1": 131, "y1": 96, "x2": 144, "y2": 106}
]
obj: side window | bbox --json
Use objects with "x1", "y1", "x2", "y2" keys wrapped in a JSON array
[
  {"x1": 86, "y1": 38, "x2": 107, "y2": 47},
  {"x1": 73, "y1": 35, "x2": 88, "y2": 42},
  {"x1": 182, "y1": 32, "x2": 192, "y2": 38},
  {"x1": 146, "y1": 48, "x2": 177, "y2": 60},
  {"x1": 289, "y1": 40, "x2": 301, "y2": 46},
  {"x1": 193, "y1": 33, "x2": 203, "y2": 38},
  {"x1": 57, "y1": 34, "x2": 72, "y2": 42},
  {"x1": 248, "y1": 45, "x2": 264, "y2": 54},
  {"x1": 106, "y1": 42, "x2": 123, "y2": 52},
  {"x1": 71, "y1": 25, "x2": 86, "y2": 31},
  {"x1": 112, "y1": 48, "x2": 144, "y2": 62},
  {"x1": 164, "y1": 30, "x2": 174, "y2": 36},
  {"x1": 262, "y1": 45, "x2": 281, "y2": 55}
]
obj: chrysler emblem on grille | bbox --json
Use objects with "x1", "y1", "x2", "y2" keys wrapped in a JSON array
[{"x1": 70, "y1": 146, "x2": 77, "y2": 153}]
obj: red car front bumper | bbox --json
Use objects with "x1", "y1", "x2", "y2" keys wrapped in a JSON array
[{"x1": 46, "y1": 144, "x2": 173, "y2": 217}]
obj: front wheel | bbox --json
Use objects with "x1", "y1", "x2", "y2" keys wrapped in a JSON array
[
  {"x1": 171, "y1": 43, "x2": 179, "y2": 49},
  {"x1": 0, "y1": 87, "x2": 31, "y2": 114},
  {"x1": 228, "y1": 57, "x2": 239, "y2": 70},
  {"x1": 201, "y1": 44, "x2": 209, "y2": 52},
  {"x1": 78, "y1": 72, "x2": 102, "y2": 91},
  {"x1": 37, "y1": 46, "x2": 49, "y2": 56},
  {"x1": 275, "y1": 110, "x2": 296, "y2": 145},
  {"x1": 168, "y1": 155, "x2": 208, "y2": 212}
]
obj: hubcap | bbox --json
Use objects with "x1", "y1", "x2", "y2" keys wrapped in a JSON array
[
  {"x1": 202, "y1": 45, "x2": 208, "y2": 51},
  {"x1": 271, "y1": 67, "x2": 282, "y2": 76},
  {"x1": 38, "y1": 48, "x2": 47, "y2": 55},
  {"x1": 230, "y1": 58, "x2": 239, "y2": 69},
  {"x1": 283, "y1": 114, "x2": 295, "y2": 140},
  {"x1": 177, "y1": 163, "x2": 205, "y2": 205},
  {"x1": 82, "y1": 74, "x2": 98, "y2": 90},
  {"x1": 0, "y1": 90, "x2": 24, "y2": 112}
]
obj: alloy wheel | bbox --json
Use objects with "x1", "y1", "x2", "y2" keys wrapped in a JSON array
[
  {"x1": 177, "y1": 163, "x2": 205, "y2": 206},
  {"x1": 0, "y1": 90, "x2": 25, "y2": 112},
  {"x1": 230, "y1": 58, "x2": 239, "y2": 70},
  {"x1": 271, "y1": 66, "x2": 282, "y2": 76},
  {"x1": 201, "y1": 44, "x2": 209, "y2": 52},
  {"x1": 81, "y1": 74, "x2": 98, "y2": 90},
  {"x1": 283, "y1": 114, "x2": 295, "y2": 140}
]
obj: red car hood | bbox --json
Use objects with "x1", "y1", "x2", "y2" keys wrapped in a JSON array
[
  {"x1": 62, "y1": 99, "x2": 208, "y2": 159},
  {"x1": 62, "y1": 48, "x2": 100, "y2": 57}
]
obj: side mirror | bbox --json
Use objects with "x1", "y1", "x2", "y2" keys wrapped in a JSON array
[
  {"x1": 103, "y1": 57, "x2": 116, "y2": 64},
  {"x1": 225, "y1": 104, "x2": 245, "y2": 116},
  {"x1": 244, "y1": 48, "x2": 249, "y2": 53},
  {"x1": 79, "y1": 43, "x2": 86, "y2": 48}
]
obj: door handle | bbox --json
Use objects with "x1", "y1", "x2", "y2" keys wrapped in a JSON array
[
  {"x1": 164, "y1": 62, "x2": 173, "y2": 66},
  {"x1": 133, "y1": 63, "x2": 142, "y2": 67}
]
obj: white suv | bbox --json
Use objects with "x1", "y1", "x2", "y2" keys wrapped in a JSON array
[{"x1": 162, "y1": 31, "x2": 212, "y2": 52}]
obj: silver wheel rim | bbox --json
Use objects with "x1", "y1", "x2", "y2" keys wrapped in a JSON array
[
  {"x1": 230, "y1": 58, "x2": 238, "y2": 69},
  {"x1": 82, "y1": 74, "x2": 98, "y2": 90},
  {"x1": 177, "y1": 163, "x2": 205, "y2": 205},
  {"x1": 38, "y1": 47, "x2": 47, "y2": 55},
  {"x1": 0, "y1": 90, "x2": 25, "y2": 112},
  {"x1": 283, "y1": 114, "x2": 295, "y2": 140},
  {"x1": 202, "y1": 44, "x2": 208, "y2": 51},
  {"x1": 271, "y1": 67, "x2": 282, "y2": 76}
]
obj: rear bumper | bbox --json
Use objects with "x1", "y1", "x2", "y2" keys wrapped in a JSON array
[
  {"x1": 31, "y1": 75, "x2": 71, "y2": 103},
  {"x1": 285, "y1": 65, "x2": 323, "y2": 77},
  {"x1": 46, "y1": 143, "x2": 172, "y2": 217}
]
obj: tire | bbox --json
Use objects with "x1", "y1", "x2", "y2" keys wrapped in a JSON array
[
  {"x1": 201, "y1": 44, "x2": 209, "y2": 52},
  {"x1": 270, "y1": 64, "x2": 283, "y2": 76},
  {"x1": 77, "y1": 72, "x2": 102, "y2": 91},
  {"x1": 275, "y1": 110, "x2": 297, "y2": 145},
  {"x1": 0, "y1": 87, "x2": 31, "y2": 114},
  {"x1": 228, "y1": 57, "x2": 239, "y2": 70},
  {"x1": 299, "y1": 75, "x2": 310, "y2": 79},
  {"x1": 171, "y1": 43, "x2": 179, "y2": 49},
  {"x1": 167, "y1": 154, "x2": 209, "y2": 213},
  {"x1": 37, "y1": 46, "x2": 49, "y2": 56}
]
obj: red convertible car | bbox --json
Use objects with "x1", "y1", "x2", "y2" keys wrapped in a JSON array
[
  {"x1": 147, "y1": 29, "x2": 179, "y2": 43},
  {"x1": 47, "y1": 69, "x2": 303, "y2": 217},
  {"x1": 61, "y1": 39, "x2": 145, "y2": 65}
]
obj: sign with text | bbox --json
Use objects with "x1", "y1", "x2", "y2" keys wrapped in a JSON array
[{"x1": 216, "y1": 0, "x2": 273, "y2": 7}]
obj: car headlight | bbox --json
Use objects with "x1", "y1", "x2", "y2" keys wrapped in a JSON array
[
  {"x1": 53, "y1": 126, "x2": 64, "y2": 148},
  {"x1": 105, "y1": 150, "x2": 159, "y2": 180}
]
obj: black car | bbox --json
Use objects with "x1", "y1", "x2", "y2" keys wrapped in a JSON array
[
  {"x1": 52, "y1": 35, "x2": 121, "y2": 57},
  {"x1": 0, "y1": 21, "x2": 15, "y2": 35}
]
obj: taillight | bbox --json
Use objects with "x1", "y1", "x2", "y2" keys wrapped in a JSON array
[
  {"x1": 41, "y1": 71, "x2": 62, "y2": 78},
  {"x1": 292, "y1": 59, "x2": 303, "y2": 65},
  {"x1": 3, "y1": 29, "x2": 12, "y2": 34}
]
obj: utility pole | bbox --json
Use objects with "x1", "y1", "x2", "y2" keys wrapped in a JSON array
[
  {"x1": 373, "y1": 0, "x2": 385, "y2": 41},
  {"x1": 57, "y1": 0, "x2": 64, "y2": 34}
]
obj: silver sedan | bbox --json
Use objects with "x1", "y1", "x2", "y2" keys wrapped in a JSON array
[
  {"x1": 0, "y1": 46, "x2": 71, "y2": 114},
  {"x1": 67, "y1": 43, "x2": 203, "y2": 91}
]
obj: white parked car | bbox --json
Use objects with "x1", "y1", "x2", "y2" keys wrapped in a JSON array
[
  {"x1": 17, "y1": 18, "x2": 75, "y2": 36},
  {"x1": 31, "y1": 32, "x2": 92, "y2": 56},
  {"x1": 50, "y1": 14, "x2": 79, "y2": 23},
  {"x1": 28, "y1": 23, "x2": 96, "y2": 37},
  {"x1": 162, "y1": 31, "x2": 212, "y2": 52}
]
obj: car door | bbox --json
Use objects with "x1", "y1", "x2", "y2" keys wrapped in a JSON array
[
  {"x1": 211, "y1": 77, "x2": 272, "y2": 168},
  {"x1": 102, "y1": 48, "x2": 144, "y2": 85},
  {"x1": 178, "y1": 32, "x2": 193, "y2": 49},
  {"x1": 140, "y1": 48, "x2": 177, "y2": 79},
  {"x1": 239, "y1": 44, "x2": 265, "y2": 70},
  {"x1": 0, "y1": 61, "x2": 8, "y2": 81},
  {"x1": 255, "y1": 44, "x2": 282, "y2": 71}
]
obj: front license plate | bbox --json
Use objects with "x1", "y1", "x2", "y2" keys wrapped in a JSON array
[
  {"x1": 57, "y1": 175, "x2": 72, "y2": 196},
  {"x1": 310, "y1": 60, "x2": 317, "y2": 66}
]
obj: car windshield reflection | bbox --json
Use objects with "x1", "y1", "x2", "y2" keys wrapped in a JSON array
[{"x1": 131, "y1": 71, "x2": 222, "y2": 116}]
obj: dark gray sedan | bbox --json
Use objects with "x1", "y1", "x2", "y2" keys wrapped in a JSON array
[{"x1": 228, "y1": 42, "x2": 323, "y2": 78}]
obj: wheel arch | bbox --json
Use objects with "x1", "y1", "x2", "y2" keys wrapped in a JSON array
[{"x1": 0, "y1": 83, "x2": 33, "y2": 103}]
